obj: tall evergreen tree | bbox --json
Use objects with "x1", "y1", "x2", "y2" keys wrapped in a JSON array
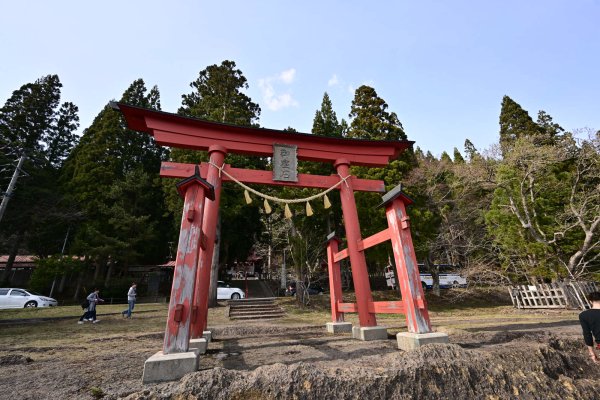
[
  {"x1": 453, "y1": 148, "x2": 465, "y2": 164},
  {"x1": 179, "y1": 60, "x2": 260, "y2": 126},
  {"x1": 347, "y1": 85, "x2": 406, "y2": 141},
  {"x1": 0, "y1": 75, "x2": 79, "y2": 284},
  {"x1": 463, "y1": 139, "x2": 479, "y2": 162},
  {"x1": 312, "y1": 92, "x2": 344, "y2": 138},
  {"x1": 171, "y1": 61, "x2": 264, "y2": 306},
  {"x1": 63, "y1": 79, "x2": 169, "y2": 283},
  {"x1": 499, "y1": 96, "x2": 542, "y2": 156}
]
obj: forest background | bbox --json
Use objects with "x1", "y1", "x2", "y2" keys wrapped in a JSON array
[{"x1": 0, "y1": 61, "x2": 598, "y2": 301}]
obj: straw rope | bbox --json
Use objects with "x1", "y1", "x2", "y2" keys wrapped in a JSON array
[{"x1": 208, "y1": 161, "x2": 349, "y2": 204}]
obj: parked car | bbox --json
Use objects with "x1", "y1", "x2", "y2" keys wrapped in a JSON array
[
  {"x1": 217, "y1": 281, "x2": 245, "y2": 300},
  {"x1": 420, "y1": 273, "x2": 467, "y2": 290},
  {"x1": 286, "y1": 282, "x2": 325, "y2": 296},
  {"x1": 0, "y1": 288, "x2": 58, "y2": 309}
]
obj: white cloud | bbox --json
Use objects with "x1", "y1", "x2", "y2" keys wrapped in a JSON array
[
  {"x1": 279, "y1": 68, "x2": 296, "y2": 84},
  {"x1": 328, "y1": 74, "x2": 339, "y2": 87},
  {"x1": 259, "y1": 68, "x2": 298, "y2": 111}
]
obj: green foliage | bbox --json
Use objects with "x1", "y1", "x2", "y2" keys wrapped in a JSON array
[
  {"x1": 170, "y1": 60, "x2": 264, "y2": 267},
  {"x1": 179, "y1": 60, "x2": 260, "y2": 126},
  {"x1": 347, "y1": 85, "x2": 406, "y2": 141},
  {"x1": 63, "y1": 79, "x2": 170, "y2": 271},
  {"x1": 0, "y1": 75, "x2": 80, "y2": 261},
  {"x1": 29, "y1": 256, "x2": 85, "y2": 293}
]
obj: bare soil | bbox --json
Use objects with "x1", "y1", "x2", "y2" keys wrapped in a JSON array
[{"x1": 1, "y1": 299, "x2": 599, "y2": 400}]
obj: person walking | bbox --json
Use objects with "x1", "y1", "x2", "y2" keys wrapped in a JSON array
[
  {"x1": 579, "y1": 291, "x2": 600, "y2": 363},
  {"x1": 122, "y1": 282, "x2": 137, "y2": 318},
  {"x1": 78, "y1": 288, "x2": 103, "y2": 324}
]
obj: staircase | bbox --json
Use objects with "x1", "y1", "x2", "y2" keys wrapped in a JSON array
[{"x1": 228, "y1": 297, "x2": 285, "y2": 320}]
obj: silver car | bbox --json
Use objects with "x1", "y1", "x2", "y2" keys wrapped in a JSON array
[{"x1": 0, "y1": 288, "x2": 58, "y2": 309}]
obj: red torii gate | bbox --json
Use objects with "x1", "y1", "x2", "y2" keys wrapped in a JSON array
[{"x1": 112, "y1": 103, "x2": 448, "y2": 383}]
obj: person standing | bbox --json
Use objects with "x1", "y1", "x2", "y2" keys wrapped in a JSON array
[
  {"x1": 122, "y1": 282, "x2": 137, "y2": 318},
  {"x1": 579, "y1": 291, "x2": 600, "y2": 363}
]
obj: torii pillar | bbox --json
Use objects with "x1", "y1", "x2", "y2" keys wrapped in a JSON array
[
  {"x1": 382, "y1": 184, "x2": 449, "y2": 350},
  {"x1": 142, "y1": 166, "x2": 214, "y2": 384},
  {"x1": 335, "y1": 159, "x2": 387, "y2": 340}
]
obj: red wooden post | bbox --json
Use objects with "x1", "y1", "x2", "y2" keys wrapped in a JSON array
[
  {"x1": 190, "y1": 145, "x2": 227, "y2": 338},
  {"x1": 163, "y1": 167, "x2": 214, "y2": 354},
  {"x1": 326, "y1": 233, "x2": 345, "y2": 322},
  {"x1": 334, "y1": 159, "x2": 377, "y2": 327},
  {"x1": 383, "y1": 186, "x2": 432, "y2": 334}
]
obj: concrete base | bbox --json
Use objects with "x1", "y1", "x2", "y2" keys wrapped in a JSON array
[
  {"x1": 352, "y1": 326, "x2": 389, "y2": 341},
  {"x1": 142, "y1": 351, "x2": 199, "y2": 384},
  {"x1": 326, "y1": 322, "x2": 353, "y2": 334},
  {"x1": 396, "y1": 332, "x2": 449, "y2": 351},
  {"x1": 203, "y1": 330, "x2": 212, "y2": 343},
  {"x1": 189, "y1": 338, "x2": 208, "y2": 355}
]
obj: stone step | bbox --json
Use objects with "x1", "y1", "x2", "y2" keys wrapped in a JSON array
[
  {"x1": 229, "y1": 312, "x2": 285, "y2": 320},
  {"x1": 229, "y1": 304, "x2": 283, "y2": 311},
  {"x1": 229, "y1": 309, "x2": 284, "y2": 316},
  {"x1": 228, "y1": 297, "x2": 277, "y2": 304}
]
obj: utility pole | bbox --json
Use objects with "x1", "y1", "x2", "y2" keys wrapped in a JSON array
[{"x1": 0, "y1": 154, "x2": 26, "y2": 224}]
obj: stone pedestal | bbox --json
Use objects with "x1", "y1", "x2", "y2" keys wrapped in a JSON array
[
  {"x1": 352, "y1": 326, "x2": 388, "y2": 341},
  {"x1": 189, "y1": 338, "x2": 208, "y2": 355},
  {"x1": 203, "y1": 330, "x2": 212, "y2": 343},
  {"x1": 326, "y1": 322, "x2": 353, "y2": 334},
  {"x1": 396, "y1": 332, "x2": 449, "y2": 351},
  {"x1": 142, "y1": 351, "x2": 198, "y2": 384}
]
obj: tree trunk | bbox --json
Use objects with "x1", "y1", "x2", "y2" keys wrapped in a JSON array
[
  {"x1": 58, "y1": 273, "x2": 67, "y2": 293},
  {"x1": 1, "y1": 229, "x2": 24, "y2": 285},
  {"x1": 73, "y1": 271, "x2": 84, "y2": 301},
  {"x1": 208, "y1": 213, "x2": 221, "y2": 308},
  {"x1": 104, "y1": 259, "x2": 114, "y2": 288},
  {"x1": 426, "y1": 253, "x2": 441, "y2": 297}
]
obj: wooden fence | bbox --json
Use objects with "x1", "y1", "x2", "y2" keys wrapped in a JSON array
[{"x1": 509, "y1": 281, "x2": 599, "y2": 310}]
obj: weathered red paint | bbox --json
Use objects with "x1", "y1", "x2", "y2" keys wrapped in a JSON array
[
  {"x1": 190, "y1": 146, "x2": 226, "y2": 338},
  {"x1": 358, "y1": 229, "x2": 391, "y2": 251},
  {"x1": 112, "y1": 102, "x2": 412, "y2": 167},
  {"x1": 368, "y1": 301, "x2": 405, "y2": 314},
  {"x1": 333, "y1": 228, "x2": 392, "y2": 263},
  {"x1": 160, "y1": 162, "x2": 386, "y2": 193},
  {"x1": 163, "y1": 181, "x2": 210, "y2": 354},
  {"x1": 334, "y1": 159, "x2": 377, "y2": 327},
  {"x1": 385, "y1": 197, "x2": 432, "y2": 333},
  {"x1": 326, "y1": 236, "x2": 345, "y2": 323},
  {"x1": 336, "y1": 301, "x2": 405, "y2": 315}
]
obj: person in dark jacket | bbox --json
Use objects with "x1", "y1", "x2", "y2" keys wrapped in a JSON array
[
  {"x1": 579, "y1": 291, "x2": 600, "y2": 363},
  {"x1": 78, "y1": 288, "x2": 103, "y2": 324}
]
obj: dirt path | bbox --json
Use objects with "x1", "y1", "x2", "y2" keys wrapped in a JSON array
[{"x1": 0, "y1": 307, "x2": 598, "y2": 399}]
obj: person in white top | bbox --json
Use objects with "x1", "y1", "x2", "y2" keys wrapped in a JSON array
[{"x1": 121, "y1": 283, "x2": 137, "y2": 319}]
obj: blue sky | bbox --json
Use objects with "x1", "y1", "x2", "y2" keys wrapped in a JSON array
[{"x1": 1, "y1": 0, "x2": 599, "y2": 156}]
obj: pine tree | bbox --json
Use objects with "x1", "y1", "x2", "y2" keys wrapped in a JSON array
[
  {"x1": 463, "y1": 139, "x2": 479, "y2": 162},
  {"x1": 64, "y1": 79, "x2": 169, "y2": 281},
  {"x1": 0, "y1": 75, "x2": 79, "y2": 283},
  {"x1": 347, "y1": 85, "x2": 406, "y2": 141},
  {"x1": 171, "y1": 61, "x2": 264, "y2": 304},
  {"x1": 179, "y1": 60, "x2": 260, "y2": 126},
  {"x1": 499, "y1": 96, "x2": 541, "y2": 156},
  {"x1": 453, "y1": 148, "x2": 465, "y2": 164},
  {"x1": 312, "y1": 93, "x2": 343, "y2": 138}
]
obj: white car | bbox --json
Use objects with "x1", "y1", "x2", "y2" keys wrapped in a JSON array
[
  {"x1": 420, "y1": 273, "x2": 467, "y2": 289},
  {"x1": 0, "y1": 288, "x2": 58, "y2": 309},
  {"x1": 217, "y1": 281, "x2": 245, "y2": 300}
]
